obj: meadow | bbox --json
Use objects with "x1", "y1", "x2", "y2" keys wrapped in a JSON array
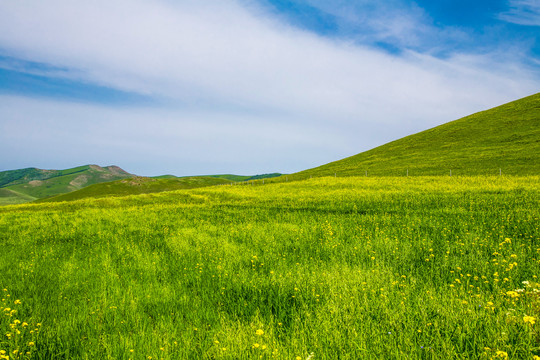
[{"x1": 0, "y1": 176, "x2": 539, "y2": 359}]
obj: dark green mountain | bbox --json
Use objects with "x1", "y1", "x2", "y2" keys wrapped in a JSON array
[{"x1": 0, "y1": 165, "x2": 133, "y2": 205}]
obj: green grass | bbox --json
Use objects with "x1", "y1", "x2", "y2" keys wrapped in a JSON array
[
  {"x1": 1, "y1": 176, "x2": 539, "y2": 359},
  {"x1": 0, "y1": 165, "x2": 133, "y2": 204},
  {"x1": 38, "y1": 176, "x2": 233, "y2": 203},
  {"x1": 0, "y1": 188, "x2": 36, "y2": 206},
  {"x1": 286, "y1": 92, "x2": 540, "y2": 179}
]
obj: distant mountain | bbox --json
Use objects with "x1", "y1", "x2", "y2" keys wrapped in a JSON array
[
  {"x1": 0, "y1": 165, "x2": 133, "y2": 205},
  {"x1": 290, "y1": 92, "x2": 540, "y2": 178},
  {"x1": 202, "y1": 173, "x2": 283, "y2": 182},
  {"x1": 0, "y1": 165, "x2": 284, "y2": 205},
  {"x1": 38, "y1": 176, "x2": 232, "y2": 203}
]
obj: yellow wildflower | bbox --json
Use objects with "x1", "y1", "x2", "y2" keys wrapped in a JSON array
[
  {"x1": 524, "y1": 315, "x2": 536, "y2": 325},
  {"x1": 256, "y1": 329, "x2": 264, "y2": 336},
  {"x1": 506, "y1": 291, "x2": 519, "y2": 298}
]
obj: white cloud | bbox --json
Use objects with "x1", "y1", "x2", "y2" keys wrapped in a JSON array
[
  {"x1": 287, "y1": 0, "x2": 471, "y2": 52},
  {"x1": 0, "y1": 0, "x2": 538, "y2": 175},
  {"x1": 499, "y1": 0, "x2": 540, "y2": 26}
]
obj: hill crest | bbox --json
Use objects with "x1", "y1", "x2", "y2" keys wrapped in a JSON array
[{"x1": 290, "y1": 92, "x2": 540, "y2": 178}]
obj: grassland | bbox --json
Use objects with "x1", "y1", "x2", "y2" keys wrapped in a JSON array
[
  {"x1": 0, "y1": 189, "x2": 35, "y2": 206},
  {"x1": 287, "y1": 93, "x2": 539, "y2": 179},
  {"x1": 38, "y1": 176, "x2": 233, "y2": 203},
  {"x1": 1, "y1": 176, "x2": 539, "y2": 359}
]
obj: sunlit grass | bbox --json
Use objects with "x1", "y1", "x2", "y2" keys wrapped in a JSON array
[{"x1": 0, "y1": 176, "x2": 539, "y2": 359}]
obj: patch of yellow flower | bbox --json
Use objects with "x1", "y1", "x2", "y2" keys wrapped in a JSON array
[
  {"x1": 0, "y1": 289, "x2": 40, "y2": 359},
  {"x1": 524, "y1": 315, "x2": 536, "y2": 325},
  {"x1": 506, "y1": 291, "x2": 520, "y2": 299}
]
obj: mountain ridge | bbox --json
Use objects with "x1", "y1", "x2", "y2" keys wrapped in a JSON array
[{"x1": 0, "y1": 164, "x2": 133, "y2": 205}]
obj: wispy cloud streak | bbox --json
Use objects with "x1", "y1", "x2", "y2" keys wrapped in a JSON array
[{"x1": 499, "y1": 0, "x2": 540, "y2": 26}]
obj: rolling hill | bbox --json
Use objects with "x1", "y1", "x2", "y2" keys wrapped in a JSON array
[
  {"x1": 38, "y1": 176, "x2": 233, "y2": 203},
  {"x1": 0, "y1": 164, "x2": 133, "y2": 205},
  {"x1": 38, "y1": 173, "x2": 284, "y2": 203},
  {"x1": 289, "y1": 92, "x2": 540, "y2": 179}
]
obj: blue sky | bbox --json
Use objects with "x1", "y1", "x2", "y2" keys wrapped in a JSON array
[
  {"x1": 262, "y1": 0, "x2": 539, "y2": 56},
  {"x1": 0, "y1": 0, "x2": 538, "y2": 176}
]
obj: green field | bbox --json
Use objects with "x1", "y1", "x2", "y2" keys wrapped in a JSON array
[
  {"x1": 37, "y1": 176, "x2": 233, "y2": 203},
  {"x1": 1, "y1": 176, "x2": 539, "y2": 359}
]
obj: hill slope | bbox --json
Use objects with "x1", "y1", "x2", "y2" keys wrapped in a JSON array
[
  {"x1": 0, "y1": 165, "x2": 133, "y2": 204},
  {"x1": 38, "y1": 176, "x2": 232, "y2": 203},
  {"x1": 292, "y1": 93, "x2": 540, "y2": 178}
]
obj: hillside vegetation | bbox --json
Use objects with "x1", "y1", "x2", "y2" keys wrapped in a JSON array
[
  {"x1": 0, "y1": 176, "x2": 539, "y2": 359},
  {"x1": 38, "y1": 176, "x2": 232, "y2": 203},
  {"x1": 290, "y1": 92, "x2": 539, "y2": 179},
  {"x1": 0, "y1": 165, "x2": 133, "y2": 205}
]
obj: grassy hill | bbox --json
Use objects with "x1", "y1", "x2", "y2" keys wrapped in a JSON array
[
  {"x1": 0, "y1": 164, "x2": 133, "y2": 205},
  {"x1": 38, "y1": 176, "x2": 233, "y2": 203},
  {"x1": 0, "y1": 188, "x2": 36, "y2": 205},
  {"x1": 290, "y1": 92, "x2": 539, "y2": 179}
]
